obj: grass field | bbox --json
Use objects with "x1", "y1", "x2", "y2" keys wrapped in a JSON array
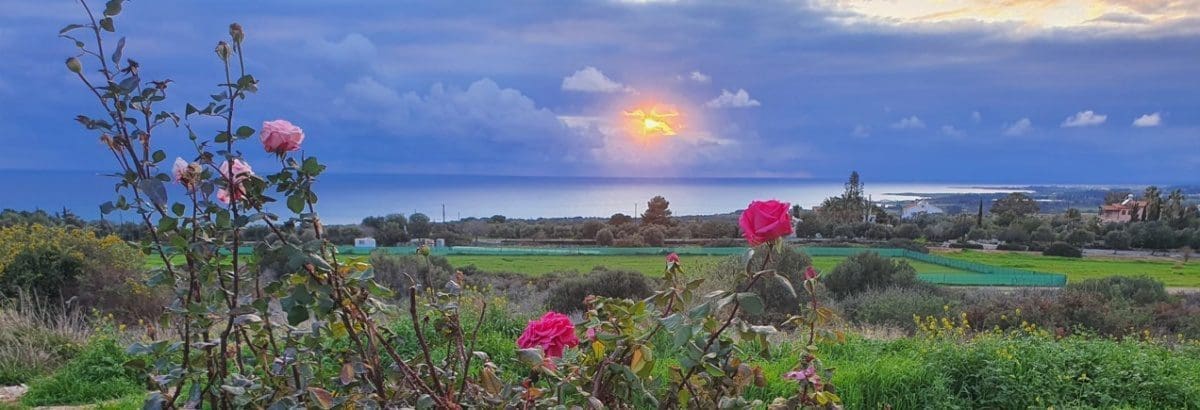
[
  {"x1": 444, "y1": 254, "x2": 970, "y2": 276},
  {"x1": 936, "y1": 249, "x2": 1200, "y2": 287}
]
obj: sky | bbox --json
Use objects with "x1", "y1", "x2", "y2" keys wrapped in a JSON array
[{"x1": 0, "y1": 0, "x2": 1197, "y2": 184}]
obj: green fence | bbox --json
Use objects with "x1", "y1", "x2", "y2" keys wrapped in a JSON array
[{"x1": 326, "y1": 245, "x2": 1068, "y2": 287}]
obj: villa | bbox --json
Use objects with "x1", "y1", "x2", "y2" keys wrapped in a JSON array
[
  {"x1": 901, "y1": 199, "x2": 944, "y2": 219},
  {"x1": 1099, "y1": 194, "x2": 1147, "y2": 223}
]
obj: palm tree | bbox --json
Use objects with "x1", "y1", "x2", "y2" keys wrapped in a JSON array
[{"x1": 1143, "y1": 186, "x2": 1161, "y2": 221}]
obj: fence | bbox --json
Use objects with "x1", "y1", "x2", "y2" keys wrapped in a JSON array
[{"x1": 325, "y1": 245, "x2": 1068, "y2": 287}]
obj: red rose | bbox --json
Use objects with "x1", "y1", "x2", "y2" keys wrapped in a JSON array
[
  {"x1": 739, "y1": 200, "x2": 794, "y2": 246},
  {"x1": 516, "y1": 312, "x2": 579, "y2": 358}
]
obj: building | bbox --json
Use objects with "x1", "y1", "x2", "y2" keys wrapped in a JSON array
[
  {"x1": 1099, "y1": 194, "x2": 1147, "y2": 223},
  {"x1": 353, "y1": 237, "x2": 377, "y2": 248},
  {"x1": 901, "y1": 200, "x2": 944, "y2": 219}
]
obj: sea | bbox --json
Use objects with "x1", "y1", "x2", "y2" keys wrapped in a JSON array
[{"x1": 0, "y1": 170, "x2": 1028, "y2": 224}]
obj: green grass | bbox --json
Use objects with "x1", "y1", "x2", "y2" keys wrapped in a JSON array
[
  {"x1": 20, "y1": 337, "x2": 142, "y2": 407},
  {"x1": 445, "y1": 254, "x2": 970, "y2": 277},
  {"x1": 937, "y1": 249, "x2": 1200, "y2": 287}
]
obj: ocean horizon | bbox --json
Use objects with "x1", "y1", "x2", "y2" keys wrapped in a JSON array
[{"x1": 0, "y1": 169, "x2": 1128, "y2": 224}]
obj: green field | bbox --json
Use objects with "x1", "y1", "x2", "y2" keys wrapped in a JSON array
[
  {"x1": 937, "y1": 249, "x2": 1200, "y2": 287},
  {"x1": 444, "y1": 254, "x2": 969, "y2": 277}
]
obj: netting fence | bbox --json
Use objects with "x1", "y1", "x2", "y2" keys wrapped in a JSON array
[{"x1": 328, "y1": 245, "x2": 1068, "y2": 287}]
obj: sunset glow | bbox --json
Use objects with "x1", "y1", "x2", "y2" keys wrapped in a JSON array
[{"x1": 623, "y1": 106, "x2": 681, "y2": 137}]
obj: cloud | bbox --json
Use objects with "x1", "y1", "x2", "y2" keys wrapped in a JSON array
[
  {"x1": 706, "y1": 89, "x2": 761, "y2": 108},
  {"x1": 891, "y1": 116, "x2": 925, "y2": 129},
  {"x1": 310, "y1": 33, "x2": 378, "y2": 64},
  {"x1": 971, "y1": 111, "x2": 982, "y2": 123},
  {"x1": 1004, "y1": 118, "x2": 1034, "y2": 136},
  {"x1": 1132, "y1": 112, "x2": 1162, "y2": 127},
  {"x1": 688, "y1": 70, "x2": 711, "y2": 83},
  {"x1": 851, "y1": 124, "x2": 870, "y2": 138},
  {"x1": 561, "y1": 66, "x2": 631, "y2": 93},
  {"x1": 941, "y1": 125, "x2": 966, "y2": 137},
  {"x1": 1061, "y1": 110, "x2": 1108, "y2": 127}
]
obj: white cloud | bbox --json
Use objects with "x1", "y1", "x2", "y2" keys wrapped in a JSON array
[
  {"x1": 1061, "y1": 110, "x2": 1107, "y2": 127},
  {"x1": 561, "y1": 66, "x2": 631, "y2": 93},
  {"x1": 1003, "y1": 118, "x2": 1033, "y2": 136},
  {"x1": 851, "y1": 124, "x2": 870, "y2": 138},
  {"x1": 310, "y1": 33, "x2": 378, "y2": 64},
  {"x1": 941, "y1": 125, "x2": 966, "y2": 137},
  {"x1": 1132, "y1": 112, "x2": 1162, "y2": 127},
  {"x1": 971, "y1": 111, "x2": 982, "y2": 123},
  {"x1": 706, "y1": 89, "x2": 761, "y2": 108},
  {"x1": 890, "y1": 116, "x2": 925, "y2": 129},
  {"x1": 688, "y1": 70, "x2": 711, "y2": 83}
]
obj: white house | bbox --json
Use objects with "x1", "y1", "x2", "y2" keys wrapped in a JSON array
[
  {"x1": 354, "y1": 237, "x2": 377, "y2": 248},
  {"x1": 901, "y1": 200, "x2": 944, "y2": 219}
]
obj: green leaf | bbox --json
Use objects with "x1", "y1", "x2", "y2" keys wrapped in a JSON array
[
  {"x1": 157, "y1": 216, "x2": 176, "y2": 232},
  {"x1": 735, "y1": 292, "x2": 764, "y2": 315},
  {"x1": 112, "y1": 37, "x2": 125, "y2": 64},
  {"x1": 301, "y1": 157, "x2": 322, "y2": 175},
  {"x1": 171, "y1": 203, "x2": 185, "y2": 216},
  {"x1": 100, "y1": 201, "x2": 115, "y2": 214},
  {"x1": 703, "y1": 362, "x2": 725, "y2": 377},
  {"x1": 103, "y1": 0, "x2": 123, "y2": 16},
  {"x1": 215, "y1": 132, "x2": 230, "y2": 143},
  {"x1": 287, "y1": 193, "x2": 305, "y2": 214},
  {"x1": 235, "y1": 125, "x2": 255, "y2": 138},
  {"x1": 287, "y1": 305, "x2": 309, "y2": 326},
  {"x1": 59, "y1": 24, "x2": 85, "y2": 35},
  {"x1": 308, "y1": 387, "x2": 334, "y2": 409},
  {"x1": 184, "y1": 103, "x2": 198, "y2": 116},
  {"x1": 516, "y1": 348, "x2": 544, "y2": 368},
  {"x1": 138, "y1": 179, "x2": 168, "y2": 206},
  {"x1": 99, "y1": 17, "x2": 114, "y2": 32},
  {"x1": 152, "y1": 150, "x2": 166, "y2": 163}
]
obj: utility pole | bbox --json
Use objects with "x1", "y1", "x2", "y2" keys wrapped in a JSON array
[{"x1": 441, "y1": 204, "x2": 446, "y2": 223}]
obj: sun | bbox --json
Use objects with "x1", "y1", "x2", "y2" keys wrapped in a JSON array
[{"x1": 623, "y1": 105, "x2": 681, "y2": 137}]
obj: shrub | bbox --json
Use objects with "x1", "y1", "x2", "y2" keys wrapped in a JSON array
[
  {"x1": 544, "y1": 269, "x2": 654, "y2": 314},
  {"x1": 838, "y1": 286, "x2": 954, "y2": 332},
  {"x1": 995, "y1": 243, "x2": 1028, "y2": 251},
  {"x1": 1067, "y1": 276, "x2": 1169, "y2": 306},
  {"x1": 948, "y1": 241, "x2": 983, "y2": 249},
  {"x1": 594, "y1": 228, "x2": 614, "y2": 246},
  {"x1": 21, "y1": 337, "x2": 142, "y2": 407},
  {"x1": 612, "y1": 234, "x2": 646, "y2": 247},
  {"x1": 370, "y1": 251, "x2": 454, "y2": 294},
  {"x1": 0, "y1": 248, "x2": 84, "y2": 298},
  {"x1": 824, "y1": 252, "x2": 919, "y2": 298},
  {"x1": 894, "y1": 223, "x2": 921, "y2": 240},
  {"x1": 743, "y1": 247, "x2": 815, "y2": 325},
  {"x1": 639, "y1": 225, "x2": 666, "y2": 247},
  {"x1": 1042, "y1": 242, "x2": 1082, "y2": 258},
  {"x1": 883, "y1": 238, "x2": 928, "y2": 253},
  {"x1": 1061, "y1": 229, "x2": 1095, "y2": 247},
  {"x1": 1104, "y1": 230, "x2": 1132, "y2": 250}
]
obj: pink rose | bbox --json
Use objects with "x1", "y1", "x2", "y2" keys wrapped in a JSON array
[
  {"x1": 260, "y1": 119, "x2": 304, "y2": 155},
  {"x1": 738, "y1": 200, "x2": 793, "y2": 246},
  {"x1": 804, "y1": 266, "x2": 818, "y2": 281},
  {"x1": 217, "y1": 159, "x2": 254, "y2": 203},
  {"x1": 517, "y1": 311, "x2": 579, "y2": 358},
  {"x1": 666, "y1": 253, "x2": 680, "y2": 264},
  {"x1": 783, "y1": 366, "x2": 822, "y2": 388},
  {"x1": 172, "y1": 158, "x2": 191, "y2": 187},
  {"x1": 586, "y1": 327, "x2": 598, "y2": 342}
]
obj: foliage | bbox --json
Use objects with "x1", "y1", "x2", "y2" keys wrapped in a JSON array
[
  {"x1": 837, "y1": 286, "x2": 954, "y2": 332},
  {"x1": 21, "y1": 337, "x2": 142, "y2": 407},
  {"x1": 641, "y1": 195, "x2": 673, "y2": 226},
  {"x1": 360, "y1": 213, "x2": 408, "y2": 245},
  {"x1": 743, "y1": 247, "x2": 815, "y2": 325},
  {"x1": 0, "y1": 296, "x2": 89, "y2": 385},
  {"x1": 369, "y1": 251, "x2": 454, "y2": 293},
  {"x1": 594, "y1": 227, "x2": 615, "y2": 246},
  {"x1": 1066, "y1": 275, "x2": 1169, "y2": 306},
  {"x1": 0, "y1": 247, "x2": 84, "y2": 299},
  {"x1": 409, "y1": 212, "x2": 433, "y2": 238},
  {"x1": 823, "y1": 251, "x2": 918, "y2": 298},
  {"x1": 543, "y1": 268, "x2": 654, "y2": 314},
  {"x1": 990, "y1": 192, "x2": 1040, "y2": 218},
  {"x1": 640, "y1": 225, "x2": 666, "y2": 247},
  {"x1": 1042, "y1": 241, "x2": 1082, "y2": 258}
]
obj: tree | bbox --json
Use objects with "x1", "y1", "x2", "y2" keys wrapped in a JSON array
[
  {"x1": 976, "y1": 199, "x2": 984, "y2": 227},
  {"x1": 409, "y1": 213, "x2": 433, "y2": 238},
  {"x1": 844, "y1": 171, "x2": 864, "y2": 201},
  {"x1": 594, "y1": 228, "x2": 615, "y2": 246},
  {"x1": 609, "y1": 213, "x2": 633, "y2": 226},
  {"x1": 640, "y1": 225, "x2": 666, "y2": 247},
  {"x1": 1104, "y1": 230, "x2": 1131, "y2": 252},
  {"x1": 990, "y1": 193, "x2": 1040, "y2": 218},
  {"x1": 1062, "y1": 229, "x2": 1095, "y2": 247},
  {"x1": 579, "y1": 220, "x2": 605, "y2": 240},
  {"x1": 488, "y1": 214, "x2": 507, "y2": 224},
  {"x1": 1143, "y1": 186, "x2": 1162, "y2": 221},
  {"x1": 641, "y1": 195, "x2": 672, "y2": 226},
  {"x1": 819, "y1": 171, "x2": 870, "y2": 224},
  {"x1": 1131, "y1": 221, "x2": 1175, "y2": 254},
  {"x1": 361, "y1": 214, "x2": 409, "y2": 245}
]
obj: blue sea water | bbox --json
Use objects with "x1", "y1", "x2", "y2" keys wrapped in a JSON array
[{"x1": 0, "y1": 170, "x2": 1025, "y2": 224}]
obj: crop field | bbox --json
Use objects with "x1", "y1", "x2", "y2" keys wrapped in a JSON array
[{"x1": 936, "y1": 249, "x2": 1200, "y2": 287}]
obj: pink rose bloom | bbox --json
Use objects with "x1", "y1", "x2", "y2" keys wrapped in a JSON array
[
  {"x1": 586, "y1": 327, "x2": 598, "y2": 342},
  {"x1": 666, "y1": 253, "x2": 680, "y2": 264},
  {"x1": 517, "y1": 312, "x2": 579, "y2": 358},
  {"x1": 260, "y1": 119, "x2": 304, "y2": 155},
  {"x1": 172, "y1": 157, "x2": 191, "y2": 188},
  {"x1": 804, "y1": 266, "x2": 819, "y2": 281},
  {"x1": 783, "y1": 366, "x2": 822, "y2": 388},
  {"x1": 217, "y1": 159, "x2": 254, "y2": 203},
  {"x1": 738, "y1": 200, "x2": 794, "y2": 246}
]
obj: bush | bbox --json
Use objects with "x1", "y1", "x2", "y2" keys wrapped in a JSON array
[
  {"x1": 1042, "y1": 242, "x2": 1082, "y2": 258},
  {"x1": 0, "y1": 248, "x2": 84, "y2": 298},
  {"x1": 612, "y1": 234, "x2": 646, "y2": 247},
  {"x1": 884, "y1": 238, "x2": 928, "y2": 253},
  {"x1": 639, "y1": 225, "x2": 666, "y2": 247},
  {"x1": 948, "y1": 241, "x2": 983, "y2": 249},
  {"x1": 894, "y1": 223, "x2": 921, "y2": 240},
  {"x1": 838, "y1": 286, "x2": 954, "y2": 332},
  {"x1": 1104, "y1": 230, "x2": 1132, "y2": 250},
  {"x1": 370, "y1": 252, "x2": 454, "y2": 295},
  {"x1": 544, "y1": 269, "x2": 655, "y2": 314},
  {"x1": 21, "y1": 337, "x2": 142, "y2": 407},
  {"x1": 1067, "y1": 276, "x2": 1169, "y2": 306},
  {"x1": 824, "y1": 252, "x2": 919, "y2": 298},
  {"x1": 995, "y1": 243, "x2": 1028, "y2": 251},
  {"x1": 594, "y1": 228, "x2": 614, "y2": 246}
]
